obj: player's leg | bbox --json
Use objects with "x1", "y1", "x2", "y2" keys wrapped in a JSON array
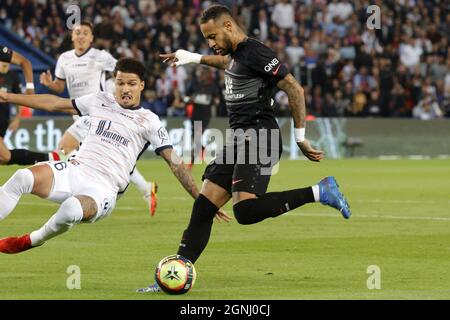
[
  {"x1": 130, "y1": 168, "x2": 158, "y2": 216},
  {"x1": 232, "y1": 176, "x2": 351, "y2": 223},
  {"x1": 0, "y1": 164, "x2": 116, "y2": 254},
  {"x1": 230, "y1": 129, "x2": 351, "y2": 223},
  {"x1": 177, "y1": 179, "x2": 231, "y2": 264},
  {"x1": 0, "y1": 163, "x2": 54, "y2": 253},
  {"x1": 0, "y1": 195, "x2": 96, "y2": 254},
  {"x1": 138, "y1": 153, "x2": 233, "y2": 293},
  {"x1": 0, "y1": 163, "x2": 53, "y2": 220},
  {"x1": 28, "y1": 175, "x2": 117, "y2": 252},
  {"x1": 28, "y1": 195, "x2": 97, "y2": 249},
  {"x1": 0, "y1": 137, "x2": 59, "y2": 165}
]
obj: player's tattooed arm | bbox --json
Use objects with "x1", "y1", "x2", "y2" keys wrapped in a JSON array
[
  {"x1": 159, "y1": 148, "x2": 200, "y2": 199},
  {"x1": 277, "y1": 73, "x2": 306, "y2": 129},
  {"x1": 277, "y1": 74, "x2": 324, "y2": 162},
  {"x1": 0, "y1": 92, "x2": 77, "y2": 115}
]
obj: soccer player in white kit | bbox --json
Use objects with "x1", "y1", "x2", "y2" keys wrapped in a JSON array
[
  {"x1": 0, "y1": 58, "x2": 231, "y2": 254},
  {"x1": 39, "y1": 22, "x2": 158, "y2": 215}
]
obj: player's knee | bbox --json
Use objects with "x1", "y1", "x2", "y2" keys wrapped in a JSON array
[
  {"x1": 0, "y1": 149, "x2": 10, "y2": 164},
  {"x1": 232, "y1": 200, "x2": 254, "y2": 225},
  {"x1": 75, "y1": 195, "x2": 98, "y2": 222},
  {"x1": 10, "y1": 168, "x2": 34, "y2": 192},
  {"x1": 58, "y1": 197, "x2": 84, "y2": 226}
]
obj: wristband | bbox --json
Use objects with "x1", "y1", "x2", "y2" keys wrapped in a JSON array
[
  {"x1": 175, "y1": 49, "x2": 202, "y2": 65},
  {"x1": 26, "y1": 83, "x2": 35, "y2": 90},
  {"x1": 294, "y1": 128, "x2": 305, "y2": 143}
]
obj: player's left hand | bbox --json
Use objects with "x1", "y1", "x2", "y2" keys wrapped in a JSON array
[
  {"x1": 297, "y1": 139, "x2": 324, "y2": 162},
  {"x1": 25, "y1": 88, "x2": 35, "y2": 95},
  {"x1": 8, "y1": 117, "x2": 20, "y2": 131},
  {"x1": 215, "y1": 209, "x2": 233, "y2": 223}
]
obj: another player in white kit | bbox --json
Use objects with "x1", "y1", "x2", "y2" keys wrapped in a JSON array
[
  {"x1": 0, "y1": 58, "x2": 231, "y2": 254},
  {"x1": 40, "y1": 22, "x2": 158, "y2": 215}
]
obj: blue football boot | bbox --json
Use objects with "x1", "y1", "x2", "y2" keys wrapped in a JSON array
[{"x1": 318, "y1": 176, "x2": 351, "y2": 219}]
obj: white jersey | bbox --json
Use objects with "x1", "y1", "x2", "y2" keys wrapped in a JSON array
[
  {"x1": 71, "y1": 92, "x2": 172, "y2": 194},
  {"x1": 55, "y1": 47, "x2": 117, "y2": 99}
]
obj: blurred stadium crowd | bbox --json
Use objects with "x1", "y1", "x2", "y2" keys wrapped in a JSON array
[{"x1": 1, "y1": 0, "x2": 449, "y2": 119}]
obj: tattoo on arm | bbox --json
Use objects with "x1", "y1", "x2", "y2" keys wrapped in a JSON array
[
  {"x1": 277, "y1": 74, "x2": 306, "y2": 128},
  {"x1": 161, "y1": 149, "x2": 199, "y2": 199}
]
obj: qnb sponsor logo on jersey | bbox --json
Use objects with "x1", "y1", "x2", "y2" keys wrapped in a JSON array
[
  {"x1": 263, "y1": 58, "x2": 280, "y2": 73},
  {"x1": 95, "y1": 120, "x2": 130, "y2": 147}
]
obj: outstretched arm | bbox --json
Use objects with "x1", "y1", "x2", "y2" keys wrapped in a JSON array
[
  {"x1": 0, "y1": 92, "x2": 76, "y2": 115},
  {"x1": 159, "y1": 148, "x2": 232, "y2": 223},
  {"x1": 277, "y1": 73, "x2": 324, "y2": 162},
  {"x1": 160, "y1": 50, "x2": 229, "y2": 70},
  {"x1": 159, "y1": 148, "x2": 200, "y2": 199}
]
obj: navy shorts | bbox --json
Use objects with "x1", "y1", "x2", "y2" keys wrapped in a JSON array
[{"x1": 202, "y1": 127, "x2": 282, "y2": 196}]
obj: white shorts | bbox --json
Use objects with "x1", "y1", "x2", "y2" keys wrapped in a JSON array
[
  {"x1": 66, "y1": 116, "x2": 91, "y2": 143},
  {"x1": 45, "y1": 160, "x2": 117, "y2": 223}
]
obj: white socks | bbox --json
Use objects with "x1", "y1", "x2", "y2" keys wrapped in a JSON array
[
  {"x1": 30, "y1": 197, "x2": 83, "y2": 246},
  {"x1": 130, "y1": 169, "x2": 150, "y2": 196},
  {"x1": 312, "y1": 185, "x2": 320, "y2": 202},
  {"x1": 0, "y1": 169, "x2": 34, "y2": 220}
]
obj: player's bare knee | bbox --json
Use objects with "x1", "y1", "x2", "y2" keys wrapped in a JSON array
[
  {"x1": 0, "y1": 153, "x2": 10, "y2": 165},
  {"x1": 75, "y1": 195, "x2": 98, "y2": 221},
  {"x1": 29, "y1": 164, "x2": 53, "y2": 198}
]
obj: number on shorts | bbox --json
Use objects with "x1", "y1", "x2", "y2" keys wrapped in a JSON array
[{"x1": 54, "y1": 162, "x2": 67, "y2": 171}]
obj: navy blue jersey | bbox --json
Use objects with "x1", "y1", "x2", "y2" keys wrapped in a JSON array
[
  {"x1": 0, "y1": 46, "x2": 13, "y2": 63},
  {"x1": 225, "y1": 37, "x2": 289, "y2": 129}
]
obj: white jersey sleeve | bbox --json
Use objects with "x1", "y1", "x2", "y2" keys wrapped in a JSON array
[
  {"x1": 100, "y1": 50, "x2": 117, "y2": 72},
  {"x1": 145, "y1": 116, "x2": 173, "y2": 155},
  {"x1": 54, "y1": 55, "x2": 66, "y2": 80},
  {"x1": 71, "y1": 93, "x2": 97, "y2": 117}
]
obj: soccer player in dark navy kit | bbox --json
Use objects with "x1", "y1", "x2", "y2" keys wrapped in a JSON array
[
  {"x1": 0, "y1": 46, "x2": 59, "y2": 165},
  {"x1": 140, "y1": 5, "x2": 351, "y2": 292}
]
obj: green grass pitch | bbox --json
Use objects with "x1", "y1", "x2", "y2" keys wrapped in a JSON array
[{"x1": 1, "y1": 159, "x2": 449, "y2": 300}]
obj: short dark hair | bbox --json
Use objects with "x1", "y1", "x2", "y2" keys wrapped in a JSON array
[
  {"x1": 200, "y1": 5, "x2": 233, "y2": 24},
  {"x1": 113, "y1": 58, "x2": 146, "y2": 81},
  {"x1": 73, "y1": 20, "x2": 94, "y2": 33}
]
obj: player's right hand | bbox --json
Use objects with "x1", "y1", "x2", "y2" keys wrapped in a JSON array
[
  {"x1": 40, "y1": 70, "x2": 53, "y2": 86},
  {"x1": 297, "y1": 139, "x2": 324, "y2": 162}
]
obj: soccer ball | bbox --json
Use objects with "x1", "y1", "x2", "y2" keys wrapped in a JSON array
[{"x1": 155, "y1": 254, "x2": 196, "y2": 295}]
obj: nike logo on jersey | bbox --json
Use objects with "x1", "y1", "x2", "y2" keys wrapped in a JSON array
[
  {"x1": 272, "y1": 64, "x2": 281, "y2": 75},
  {"x1": 232, "y1": 179, "x2": 244, "y2": 185}
]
